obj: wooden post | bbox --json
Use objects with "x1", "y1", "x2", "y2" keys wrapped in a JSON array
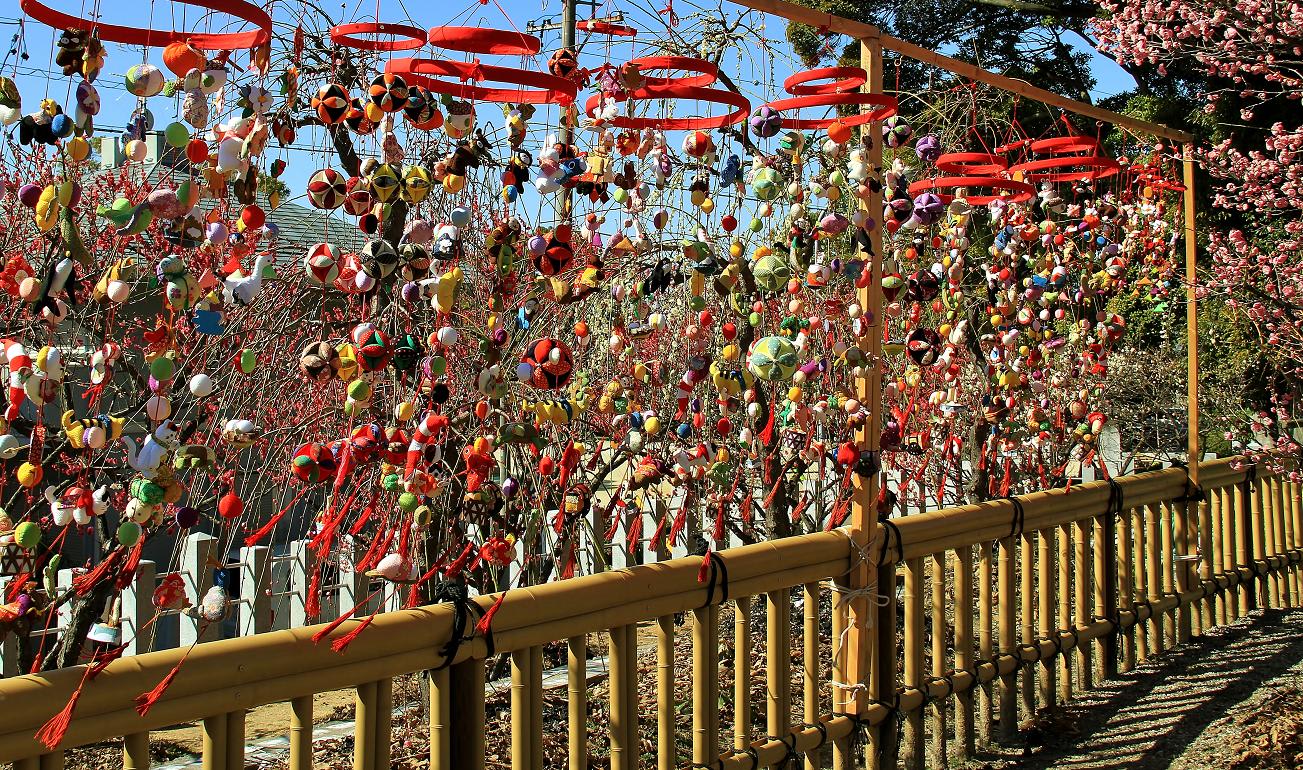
[
  {"x1": 1073, "y1": 519, "x2": 1092, "y2": 691},
  {"x1": 691, "y1": 605, "x2": 720, "y2": 766},
  {"x1": 609, "y1": 629, "x2": 631, "y2": 770},
  {"x1": 354, "y1": 681, "x2": 377, "y2": 770},
  {"x1": 512, "y1": 649, "x2": 533, "y2": 770},
  {"x1": 226, "y1": 710, "x2": 245, "y2": 770},
  {"x1": 997, "y1": 536, "x2": 1016, "y2": 742},
  {"x1": 737, "y1": 598, "x2": 753, "y2": 753},
  {"x1": 568, "y1": 633, "x2": 587, "y2": 770},
  {"x1": 1182, "y1": 142, "x2": 1202, "y2": 634},
  {"x1": 202, "y1": 713, "x2": 227, "y2": 770},
  {"x1": 1019, "y1": 532, "x2": 1035, "y2": 712},
  {"x1": 1037, "y1": 528, "x2": 1056, "y2": 701},
  {"x1": 1157, "y1": 502, "x2": 1174, "y2": 650},
  {"x1": 767, "y1": 589, "x2": 792, "y2": 746},
  {"x1": 803, "y1": 584, "x2": 820, "y2": 770},
  {"x1": 1057, "y1": 523, "x2": 1073, "y2": 701},
  {"x1": 930, "y1": 552, "x2": 949, "y2": 767},
  {"x1": 1119, "y1": 506, "x2": 1136, "y2": 671},
  {"x1": 1133, "y1": 506, "x2": 1150, "y2": 661},
  {"x1": 979, "y1": 541, "x2": 995, "y2": 744},
  {"x1": 902, "y1": 557, "x2": 926, "y2": 768},
  {"x1": 1211, "y1": 486, "x2": 1228, "y2": 626}
]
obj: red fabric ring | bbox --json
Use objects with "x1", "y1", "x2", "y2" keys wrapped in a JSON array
[
  {"x1": 426, "y1": 26, "x2": 541, "y2": 55},
  {"x1": 1028, "y1": 136, "x2": 1100, "y2": 155},
  {"x1": 907, "y1": 176, "x2": 1036, "y2": 205},
  {"x1": 585, "y1": 81, "x2": 750, "y2": 130},
  {"x1": 935, "y1": 152, "x2": 1008, "y2": 175},
  {"x1": 20, "y1": 0, "x2": 270, "y2": 49},
  {"x1": 783, "y1": 67, "x2": 867, "y2": 95},
  {"x1": 629, "y1": 56, "x2": 718, "y2": 88},
  {"x1": 386, "y1": 58, "x2": 576, "y2": 105},
  {"x1": 329, "y1": 22, "x2": 428, "y2": 51},
  {"x1": 763, "y1": 93, "x2": 897, "y2": 129},
  {"x1": 578, "y1": 20, "x2": 638, "y2": 36},
  {"x1": 1010, "y1": 155, "x2": 1121, "y2": 182}
]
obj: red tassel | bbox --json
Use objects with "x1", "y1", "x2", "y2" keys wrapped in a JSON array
[
  {"x1": 758, "y1": 404, "x2": 777, "y2": 446},
  {"x1": 667, "y1": 504, "x2": 688, "y2": 547},
  {"x1": 73, "y1": 549, "x2": 123, "y2": 595},
  {"x1": 331, "y1": 607, "x2": 379, "y2": 654},
  {"x1": 304, "y1": 567, "x2": 322, "y2": 620},
  {"x1": 626, "y1": 511, "x2": 644, "y2": 555},
  {"x1": 6, "y1": 573, "x2": 29, "y2": 601},
  {"x1": 29, "y1": 653, "x2": 43, "y2": 674},
  {"x1": 650, "y1": 513, "x2": 668, "y2": 552},
  {"x1": 348, "y1": 492, "x2": 379, "y2": 536},
  {"x1": 134, "y1": 643, "x2": 194, "y2": 716},
  {"x1": 697, "y1": 551, "x2": 712, "y2": 583},
  {"x1": 553, "y1": 506, "x2": 567, "y2": 534},
  {"x1": 35, "y1": 667, "x2": 92, "y2": 749},
  {"x1": 712, "y1": 500, "x2": 726, "y2": 542},
  {"x1": 115, "y1": 539, "x2": 145, "y2": 590},
  {"x1": 474, "y1": 592, "x2": 507, "y2": 637},
  {"x1": 560, "y1": 543, "x2": 577, "y2": 580},
  {"x1": 245, "y1": 486, "x2": 310, "y2": 546},
  {"x1": 442, "y1": 542, "x2": 475, "y2": 578},
  {"x1": 791, "y1": 493, "x2": 810, "y2": 523},
  {"x1": 603, "y1": 511, "x2": 621, "y2": 542}
]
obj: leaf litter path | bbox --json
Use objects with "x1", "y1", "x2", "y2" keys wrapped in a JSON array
[{"x1": 982, "y1": 608, "x2": 1303, "y2": 770}]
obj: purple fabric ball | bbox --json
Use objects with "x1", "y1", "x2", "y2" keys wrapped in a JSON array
[
  {"x1": 915, "y1": 134, "x2": 942, "y2": 163},
  {"x1": 749, "y1": 106, "x2": 783, "y2": 138},
  {"x1": 912, "y1": 193, "x2": 945, "y2": 225},
  {"x1": 175, "y1": 506, "x2": 201, "y2": 528}
]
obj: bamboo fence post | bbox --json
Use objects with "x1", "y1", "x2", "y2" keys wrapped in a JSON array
[
  {"x1": 1237, "y1": 478, "x2": 1255, "y2": 612},
  {"x1": 832, "y1": 586, "x2": 849, "y2": 770},
  {"x1": 513, "y1": 649, "x2": 533, "y2": 770},
  {"x1": 1211, "y1": 487, "x2": 1228, "y2": 626},
  {"x1": 903, "y1": 556, "x2": 926, "y2": 768},
  {"x1": 803, "y1": 583, "x2": 821, "y2": 770},
  {"x1": 656, "y1": 614, "x2": 675, "y2": 770},
  {"x1": 1161, "y1": 501, "x2": 1177, "y2": 646},
  {"x1": 124, "y1": 732, "x2": 150, "y2": 770},
  {"x1": 377, "y1": 678, "x2": 393, "y2": 770},
  {"x1": 1119, "y1": 507, "x2": 1136, "y2": 672},
  {"x1": 876, "y1": 564, "x2": 900, "y2": 768},
  {"x1": 737, "y1": 597, "x2": 753, "y2": 754},
  {"x1": 569, "y1": 634, "x2": 588, "y2": 770},
  {"x1": 624, "y1": 626, "x2": 637, "y2": 770},
  {"x1": 1200, "y1": 485, "x2": 1216, "y2": 626},
  {"x1": 1058, "y1": 522, "x2": 1073, "y2": 701},
  {"x1": 1273, "y1": 477, "x2": 1290, "y2": 606},
  {"x1": 1291, "y1": 477, "x2": 1303, "y2": 601},
  {"x1": 39, "y1": 753, "x2": 63, "y2": 770},
  {"x1": 955, "y1": 546, "x2": 976, "y2": 761},
  {"x1": 1095, "y1": 511, "x2": 1117, "y2": 681},
  {"x1": 978, "y1": 541, "x2": 995, "y2": 745},
  {"x1": 1133, "y1": 505, "x2": 1150, "y2": 661},
  {"x1": 767, "y1": 589, "x2": 792, "y2": 746},
  {"x1": 1073, "y1": 518, "x2": 1092, "y2": 691},
  {"x1": 1263, "y1": 481, "x2": 1281, "y2": 608},
  {"x1": 1148, "y1": 504, "x2": 1167, "y2": 654},
  {"x1": 450, "y1": 658, "x2": 486, "y2": 770},
  {"x1": 355, "y1": 681, "x2": 377, "y2": 770},
  {"x1": 997, "y1": 534, "x2": 1016, "y2": 742},
  {"x1": 1020, "y1": 531, "x2": 1035, "y2": 714},
  {"x1": 1226, "y1": 485, "x2": 1242, "y2": 619},
  {"x1": 13, "y1": 757, "x2": 36, "y2": 770},
  {"x1": 1182, "y1": 141, "x2": 1202, "y2": 632},
  {"x1": 289, "y1": 696, "x2": 313, "y2": 770},
  {"x1": 429, "y1": 668, "x2": 451, "y2": 770},
  {"x1": 1278, "y1": 476, "x2": 1296, "y2": 606},
  {"x1": 202, "y1": 713, "x2": 227, "y2": 770},
  {"x1": 1037, "y1": 528, "x2": 1056, "y2": 702},
  {"x1": 692, "y1": 605, "x2": 720, "y2": 766},
  {"x1": 226, "y1": 711, "x2": 245, "y2": 770},
  {"x1": 609, "y1": 627, "x2": 632, "y2": 770},
  {"x1": 930, "y1": 552, "x2": 949, "y2": 768}
]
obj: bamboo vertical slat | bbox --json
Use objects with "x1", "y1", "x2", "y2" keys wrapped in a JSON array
[
  {"x1": 450, "y1": 658, "x2": 486, "y2": 770},
  {"x1": 1291, "y1": 478, "x2": 1303, "y2": 602},
  {"x1": 1263, "y1": 482, "x2": 1282, "y2": 608},
  {"x1": 513, "y1": 649, "x2": 533, "y2": 770},
  {"x1": 1252, "y1": 477, "x2": 1268, "y2": 608},
  {"x1": 1237, "y1": 481, "x2": 1254, "y2": 611},
  {"x1": 355, "y1": 681, "x2": 377, "y2": 770},
  {"x1": 376, "y1": 678, "x2": 392, "y2": 770},
  {"x1": 1073, "y1": 519, "x2": 1092, "y2": 691},
  {"x1": 226, "y1": 710, "x2": 245, "y2": 770},
  {"x1": 1132, "y1": 505, "x2": 1150, "y2": 661},
  {"x1": 429, "y1": 668, "x2": 450, "y2": 770},
  {"x1": 767, "y1": 589, "x2": 792, "y2": 742},
  {"x1": 876, "y1": 564, "x2": 900, "y2": 768},
  {"x1": 1020, "y1": 532, "x2": 1035, "y2": 714},
  {"x1": 1146, "y1": 504, "x2": 1166, "y2": 655},
  {"x1": 1173, "y1": 499, "x2": 1193, "y2": 643},
  {"x1": 202, "y1": 713, "x2": 227, "y2": 770},
  {"x1": 832, "y1": 586, "x2": 849, "y2": 770},
  {"x1": 902, "y1": 557, "x2": 926, "y2": 770},
  {"x1": 610, "y1": 627, "x2": 632, "y2": 770},
  {"x1": 38, "y1": 753, "x2": 62, "y2": 770},
  {"x1": 1057, "y1": 522, "x2": 1072, "y2": 702},
  {"x1": 737, "y1": 597, "x2": 753, "y2": 753},
  {"x1": 691, "y1": 605, "x2": 720, "y2": 766},
  {"x1": 978, "y1": 542, "x2": 994, "y2": 745},
  {"x1": 1273, "y1": 477, "x2": 1291, "y2": 606},
  {"x1": 124, "y1": 732, "x2": 150, "y2": 770},
  {"x1": 955, "y1": 546, "x2": 976, "y2": 761},
  {"x1": 1279, "y1": 477, "x2": 1297, "y2": 605},
  {"x1": 802, "y1": 584, "x2": 820, "y2": 770},
  {"x1": 656, "y1": 615, "x2": 675, "y2": 770},
  {"x1": 624, "y1": 626, "x2": 637, "y2": 769},
  {"x1": 1160, "y1": 502, "x2": 1177, "y2": 646},
  {"x1": 1119, "y1": 507, "x2": 1136, "y2": 672},
  {"x1": 931, "y1": 552, "x2": 949, "y2": 769},
  {"x1": 1093, "y1": 515, "x2": 1112, "y2": 682},
  {"x1": 1211, "y1": 487, "x2": 1228, "y2": 626},
  {"x1": 1037, "y1": 528, "x2": 1056, "y2": 701},
  {"x1": 1200, "y1": 485, "x2": 1216, "y2": 625},
  {"x1": 537, "y1": 644, "x2": 549, "y2": 770},
  {"x1": 569, "y1": 635, "x2": 588, "y2": 770},
  {"x1": 997, "y1": 536, "x2": 1016, "y2": 741}
]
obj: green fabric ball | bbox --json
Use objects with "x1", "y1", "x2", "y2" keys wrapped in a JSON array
[
  {"x1": 117, "y1": 521, "x2": 143, "y2": 547},
  {"x1": 14, "y1": 521, "x2": 41, "y2": 550}
]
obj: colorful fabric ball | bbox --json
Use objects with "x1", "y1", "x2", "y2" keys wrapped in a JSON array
[
  {"x1": 300, "y1": 340, "x2": 341, "y2": 381},
  {"x1": 750, "y1": 106, "x2": 783, "y2": 138},
  {"x1": 292, "y1": 442, "x2": 337, "y2": 483},
  {"x1": 304, "y1": 243, "x2": 340, "y2": 285},
  {"x1": 521, "y1": 338, "x2": 574, "y2": 389},
  {"x1": 312, "y1": 83, "x2": 350, "y2": 125},
  {"x1": 307, "y1": 168, "x2": 347, "y2": 210},
  {"x1": 353, "y1": 327, "x2": 392, "y2": 372},
  {"x1": 368, "y1": 73, "x2": 409, "y2": 113},
  {"x1": 368, "y1": 163, "x2": 402, "y2": 204},
  {"x1": 401, "y1": 165, "x2": 432, "y2": 204},
  {"x1": 747, "y1": 335, "x2": 798, "y2": 382}
]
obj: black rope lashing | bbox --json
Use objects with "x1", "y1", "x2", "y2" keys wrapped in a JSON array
[
  {"x1": 1007, "y1": 497, "x2": 1026, "y2": 540},
  {"x1": 1172, "y1": 460, "x2": 1207, "y2": 503},
  {"x1": 801, "y1": 719, "x2": 830, "y2": 750},
  {"x1": 431, "y1": 580, "x2": 487, "y2": 670},
  {"x1": 764, "y1": 732, "x2": 800, "y2": 769},
  {"x1": 701, "y1": 551, "x2": 730, "y2": 608},
  {"x1": 878, "y1": 518, "x2": 904, "y2": 566}
]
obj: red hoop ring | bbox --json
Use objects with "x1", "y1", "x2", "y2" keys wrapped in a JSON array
[
  {"x1": 20, "y1": 0, "x2": 270, "y2": 49},
  {"x1": 629, "y1": 56, "x2": 718, "y2": 88},
  {"x1": 783, "y1": 67, "x2": 867, "y2": 95},
  {"x1": 1028, "y1": 136, "x2": 1100, "y2": 155},
  {"x1": 1010, "y1": 155, "x2": 1121, "y2": 182},
  {"x1": 907, "y1": 176, "x2": 1036, "y2": 205},
  {"x1": 584, "y1": 81, "x2": 749, "y2": 130},
  {"x1": 386, "y1": 58, "x2": 576, "y2": 105},
  {"x1": 763, "y1": 92, "x2": 897, "y2": 129},
  {"x1": 935, "y1": 152, "x2": 1008, "y2": 175},
  {"x1": 329, "y1": 22, "x2": 428, "y2": 51},
  {"x1": 577, "y1": 20, "x2": 638, "y2": 36},
  {"x1": 426, "y1": 26, "x2": 541, "y2": 55}
]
